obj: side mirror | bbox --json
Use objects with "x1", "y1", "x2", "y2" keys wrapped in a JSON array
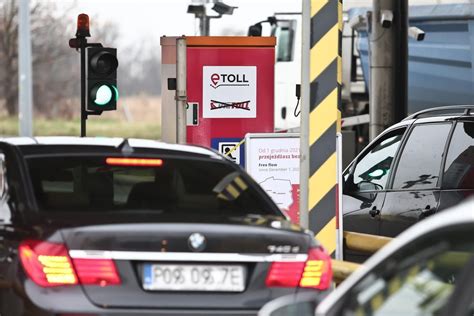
[
  {"x1": 343, "y1": 173, "x2": 357, "y2": 194},
  {"x1": 358, "y1": 181, "x2": 382, "y2": 192},
  {"x1": 248, "y1": 23, "x2": 262, "y2": 36}
]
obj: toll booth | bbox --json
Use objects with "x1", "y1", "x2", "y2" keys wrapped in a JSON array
[{"x1": 161, "y1": 36, "x2": 276, "y2": 166}]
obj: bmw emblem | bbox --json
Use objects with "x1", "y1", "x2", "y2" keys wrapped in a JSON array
[{"x1": 188, "y1": 233, "x2": 206, "y2": 252}]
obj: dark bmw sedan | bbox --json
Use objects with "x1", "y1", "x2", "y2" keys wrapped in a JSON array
[{"x1": 0, "y1": 137, "x2": 332, "y2": 316}]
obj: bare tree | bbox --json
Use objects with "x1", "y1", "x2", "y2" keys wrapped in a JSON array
[
  {"x1": 118, "y1": 40, "x2": 162, "y2": 97},
  {"x1": 0, "y1": 1, "x2": 119, "y2": 118},
  {"x1": 0, "y1": 0, "x2": 18, "y2": 115}
]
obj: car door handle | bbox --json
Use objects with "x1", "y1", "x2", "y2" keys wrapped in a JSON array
[
  {"x1": 369, "y1": 207, "x2": 380, "y2": 218},
  {"x1": 420, "y1": 205, "x2": 436, "y2": 219}
]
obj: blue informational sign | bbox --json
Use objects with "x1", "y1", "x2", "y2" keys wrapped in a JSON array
[{"x1": 211, "y1": 138, "x2": 245, "y2": 168}]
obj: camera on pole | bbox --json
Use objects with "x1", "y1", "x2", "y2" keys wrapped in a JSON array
[{"x1": 69, "y1": 13, "x2": 119, "y2": 137}]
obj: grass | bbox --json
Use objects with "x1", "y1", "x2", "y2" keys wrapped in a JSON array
[{"x1": 0, "y1": 116, "x2": 161, "y2": 139}]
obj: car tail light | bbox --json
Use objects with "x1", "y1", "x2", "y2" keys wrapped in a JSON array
[
  {"x1": 19, "y1": 240, "x2": 78, "y2": 287},
  {"x1": 19, "y1": 240, "x2": 121, "y2": 287},
  {"x1": 105, "y1": 157, "x2": 163, "y2": 167},
  {"x1": 265, "y1": 247, "x2": 332, "y2": 290},
  {"x1": 73, "y1": 258, "x2": 121, "y2": 286}
]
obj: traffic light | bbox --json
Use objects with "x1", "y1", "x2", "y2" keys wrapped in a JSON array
[{"x1": 86, "y1": 47, "x2": 119, "y2": 112}]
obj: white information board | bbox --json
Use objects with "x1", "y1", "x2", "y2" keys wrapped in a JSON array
[{"x1": 245, "y1": 133, "x2": 300, "y2": 223}]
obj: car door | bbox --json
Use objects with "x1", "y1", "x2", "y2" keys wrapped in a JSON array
[
  {"x1": 321, "y1": 220, "x2": 474, "y2": 316},
  {"x1": 0, "y1": 151, "x2": 12, "y2": 273},
  {"x1": 380, "y1": 122, "x2": 453, "y2": 237},
  {"x1": 343, "y1": 127, "x2": 408, "y2": 237},
  {"x1": 0, "y1": 151, "x2": 15, "y2": 310}
]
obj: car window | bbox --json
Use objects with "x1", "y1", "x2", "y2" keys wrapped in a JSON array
[
  {"x1": 341, "y1": 226, "x2": 474, "y2": 316},
  {"x1": 26, "y1": 156, "x2": 278, "y2": 217},
  {"x1": 392, "y1": 124, "x2": 451, "y2": 190},
  {"x1": 350, "y1": 128, "x2": 406, "y2": 192},
  {"x1": 442, "y1": 121, "x2": 474, "y2": 189}
]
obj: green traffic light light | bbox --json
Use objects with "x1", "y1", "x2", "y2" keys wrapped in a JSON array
[
  {"x1": 93, "y1": 84, "x2": 118, "y2": 106},
  {"x1": 94, "y1": 84, "x2": 113, "y2": 105}
]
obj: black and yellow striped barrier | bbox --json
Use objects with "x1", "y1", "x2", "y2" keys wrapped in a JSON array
[{"x1": 308, "y1": 0, "x2": 343, "y2": 255}]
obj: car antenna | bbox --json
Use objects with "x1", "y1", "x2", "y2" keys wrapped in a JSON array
[{"x1": 118, "y1": 139, "x2": 134, "y2": 156}]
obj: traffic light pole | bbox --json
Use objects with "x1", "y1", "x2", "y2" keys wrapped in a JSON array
[
  {"x1": 70, "y1": 14, "x2": 114, "y2": 137},
  {"x1": 73, "y1": 36, "x2": 103, "y2": 137},
  {"x1": 80, "y1": 40, "x2": 87, "y2": 137}
]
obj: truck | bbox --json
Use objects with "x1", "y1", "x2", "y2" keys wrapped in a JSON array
[{"x1": 251, "y1": 3, "x2": 474, "y2": 144}]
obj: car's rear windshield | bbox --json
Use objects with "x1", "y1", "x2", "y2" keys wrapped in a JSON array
[{"x1": 26, "y1": 155, "x2": 278, "y2": 217}]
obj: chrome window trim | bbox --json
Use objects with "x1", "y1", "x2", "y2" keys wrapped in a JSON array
[{"x1": 69, "y1": 250, "x2": 308, "y2": 262}]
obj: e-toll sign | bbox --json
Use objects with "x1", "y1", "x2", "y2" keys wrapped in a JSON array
[
  {"x1": 203, "y1": 66, "x2": 257, "y2": 118},
  {"x1": 186, "y1": 37, "x2": 275, "y2": 151}
]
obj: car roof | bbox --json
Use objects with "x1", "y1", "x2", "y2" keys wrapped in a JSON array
[
  {"x1": 404, "y1": 105, "x2": 474, "y2": 121},
  {"x1": 316, "y1": 198, "x2": 474, "y2": 315},
  {"x1": 0, "y1": 136, "x2": 222, "y2": 159}
]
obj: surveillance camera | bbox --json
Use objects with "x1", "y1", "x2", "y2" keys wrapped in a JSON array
[
  {"x1": 409, "y1": 26, "x2": 425, "y2": 41},
  {"x1": 212, "y1": 2, "x2": 236, "y2": 15},
  {"x1": 380, "y1": 10, "x2": 393, "y2": 28}
]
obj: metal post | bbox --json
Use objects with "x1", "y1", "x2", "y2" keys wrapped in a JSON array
[
  {"x1": 369, "y1": 0, "x2": 407, "y2": 140},
  {"x1": 18, "y1": 0, "x2": 33, "y2": 137},
  {"x1": 199, "y1": 15, "x2": 210, "y2": 36},
  {"x1": 176, "y1": 37, "x2": 187, "y2": 144},
  {"x1": 302, "y1": 0, "x2": 341, "y2": 256},
  {"x1": 299, "y1": 0, "x2": 311, "y2": 230},
  {"x1": 80, "y1": 44, "x2": 87, "y2": 137},
  {"x1": 336, "y1": 132, "x2": 344, "y2": 260},
  {"x1": 395, "y1": 0, "x2": 408, "y2": 122},
  {"x1": 369, "y1": 0, "x2": 393, "y2": 140}
]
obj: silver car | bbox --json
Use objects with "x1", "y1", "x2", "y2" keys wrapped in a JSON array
[{"x1": 259, "y1": 198, "x2": 474, "y2": 316}]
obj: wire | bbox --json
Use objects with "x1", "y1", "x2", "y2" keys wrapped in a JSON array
[{"x1": 294, "y1": 97, "x2": 301, "y2": 117}]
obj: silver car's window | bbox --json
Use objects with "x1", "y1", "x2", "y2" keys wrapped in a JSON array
[{"x1": 342, "y1": 228, "x2": 474, "y2": 316}]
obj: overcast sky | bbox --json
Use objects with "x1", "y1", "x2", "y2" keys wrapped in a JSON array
[
  {"x1": 53, "y1": 0, "x2": 471, "y2": 59},
  {"x1": 56, "y1": 0, "x2": 468, "y2": 45},
  {"x1": 58, "y1": 0, "x2": 301, "y2": 46}
]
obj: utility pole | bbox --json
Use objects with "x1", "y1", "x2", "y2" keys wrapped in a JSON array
[
  {"x1": 18, "y1": 0, "x2": 33, "y2": 137},
  {"x1": 369, "y1": 0, "x2": 408, "y2": 140}
]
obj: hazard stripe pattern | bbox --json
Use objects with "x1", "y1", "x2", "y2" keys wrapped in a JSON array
[{"x1": 309, "y1": 0, "x2": 342, "y2": 255}]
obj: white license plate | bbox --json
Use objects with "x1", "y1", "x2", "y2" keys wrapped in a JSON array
[{"x1": 143, "y1": 264, "x2": 246, "y2": 292}]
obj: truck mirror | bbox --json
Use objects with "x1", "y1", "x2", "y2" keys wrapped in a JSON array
[{"x1": 248, "y1": 23, "x2": 262, "y2": 36}]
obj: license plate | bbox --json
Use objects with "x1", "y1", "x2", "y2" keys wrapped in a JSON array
[{"x1": 142, "y1": 264, "x2": 246, "y2": 292}]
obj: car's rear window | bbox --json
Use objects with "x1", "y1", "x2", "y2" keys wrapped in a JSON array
[{"x1": 26, "y1": 156, "x2": 277, "y2": 216}]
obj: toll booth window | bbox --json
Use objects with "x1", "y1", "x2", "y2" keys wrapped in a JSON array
[
  {"x1": 274, "y1": 20, "x2": 296, "y2": 62},
  {"x1": 26, "y1": 156, "x2": 276, "y2": 217},
  {"x1": 443, "y1": 121, "x2": 474, "y2": 189}
]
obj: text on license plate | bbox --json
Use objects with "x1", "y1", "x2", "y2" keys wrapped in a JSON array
[{"x1": 143, "y1": 264, "x2": 246, "y2": 292}]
